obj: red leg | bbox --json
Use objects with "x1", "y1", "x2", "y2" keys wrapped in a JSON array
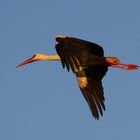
[
  {"x1": 111, "y1": 64, "x2": 139, "y2": 70},
  {"x1": 120, "y1": 64, "x2": 139, "y2": 70},
  {"x1": 111, "y1": 65, "x2": 126, "y2": 69}
]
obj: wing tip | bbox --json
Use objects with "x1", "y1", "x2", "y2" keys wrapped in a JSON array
[{"x1": 93, "y1": 111, "x2": 104, "y2": 120}]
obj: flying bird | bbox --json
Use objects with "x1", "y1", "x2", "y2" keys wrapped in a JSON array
[{"x1": 17, "y1": 35, "x2": 138, "y2": 119}]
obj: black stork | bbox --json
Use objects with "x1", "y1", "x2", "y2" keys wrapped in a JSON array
[{"x1": 17, "y1": 35, "x2": 138, "y2": 119}]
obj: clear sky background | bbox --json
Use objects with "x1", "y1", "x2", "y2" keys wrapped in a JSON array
[{"x1": 0, "y1": 0, "x2": 140, "y2": 140}]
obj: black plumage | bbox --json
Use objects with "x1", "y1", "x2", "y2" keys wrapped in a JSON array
[{"x1": 55, "y1": 35, "x2": 108, "y2": 119}]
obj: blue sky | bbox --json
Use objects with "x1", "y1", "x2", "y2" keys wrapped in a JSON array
[{"x1": 0, "y1": 0, "x2": 140, "y2": 140}]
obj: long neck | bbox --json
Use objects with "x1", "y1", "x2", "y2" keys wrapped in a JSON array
[
  {"x1": 39, "y1": 54, "x2": 61, "y2": 61},
  {"x1": 47, "y1": 55, "x2": 61, "y2": 60}
]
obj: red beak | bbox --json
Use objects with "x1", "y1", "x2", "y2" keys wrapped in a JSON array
[{"x1": 16, "y1": 57, "x2": 36, "y2": 68}]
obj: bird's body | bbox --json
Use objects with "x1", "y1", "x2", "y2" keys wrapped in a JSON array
[{"x1": 17, "y1": 35, "x2": 138, "y2": 119}]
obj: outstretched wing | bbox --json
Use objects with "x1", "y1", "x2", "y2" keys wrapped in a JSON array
[
  {"x1": 76, "y1": 65, "x2": 108, "y2": 119},
  {"x1": 55, "y1": 35, "x2": 104, "y2": 72},
  {"x1": 55, "y1": 35, "x2": 108, "y2": 119}
]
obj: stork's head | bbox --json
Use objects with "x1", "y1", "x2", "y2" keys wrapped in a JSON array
[{"x1": 16, "y1": 54, "x2": 48, "y2": 68}]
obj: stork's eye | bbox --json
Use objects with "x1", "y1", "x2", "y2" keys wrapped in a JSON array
[{"x1": 32, "y1": 55, "x2": 36, "y2": 58}]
